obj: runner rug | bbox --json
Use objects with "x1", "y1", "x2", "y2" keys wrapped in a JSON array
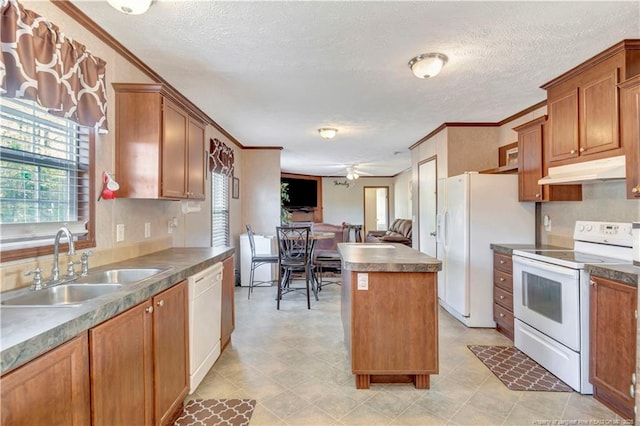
[
  {"x1": 174, "y1": 399, "x2": 256, "y2": 426},
  {"x1": 468, "y1": 345, "x2": 572, "y2": 392}
]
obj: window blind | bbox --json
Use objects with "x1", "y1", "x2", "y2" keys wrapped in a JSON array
[
  {"x1": 0, "y1": 97, "x2": 90, "y2": 248},
  {"x1": 211, "y1": 172, "x2": 230, "y2": 247}
]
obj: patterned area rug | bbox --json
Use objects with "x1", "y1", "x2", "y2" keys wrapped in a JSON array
[
  {"x1": 174, "y1": 399, "x2": 256, "y2": 426},
  {"x1": 468, "y1": 345, "x2": 572, "y2": 392}
]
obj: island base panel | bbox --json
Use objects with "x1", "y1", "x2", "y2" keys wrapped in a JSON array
[{"x1": 355, "y1": 374, "x2": 431, "y2": 389}]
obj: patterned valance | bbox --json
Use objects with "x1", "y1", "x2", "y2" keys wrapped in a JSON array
[
  {"x1": 209, "y1": 138, "x2": 234, "y2": 177},
  {"x1": 0, "y1": 0, "x2": 108, "y2": 132}
]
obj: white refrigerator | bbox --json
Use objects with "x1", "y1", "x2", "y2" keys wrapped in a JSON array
[{"x1": 436, "y1": 172, "x2": 535, "y2": 327}]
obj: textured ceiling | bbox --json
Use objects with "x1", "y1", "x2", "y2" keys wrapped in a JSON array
[{"x1": 70, "y1": 1, "x2": 640, "y2": 178}]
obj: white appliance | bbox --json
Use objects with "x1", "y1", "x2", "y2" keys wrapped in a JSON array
[
  {"x1": 240, "y1": 233, "x2": 275, "y2": 287},
  {"x1": 513, "y1": 221, "x2": 633, "y2": 394},
  {"x1": 436, "y1": 172, "x2": 535, "y2": 327},
  {"x1": 188, "y1": 262, "x2": 223, "y2": 393}
]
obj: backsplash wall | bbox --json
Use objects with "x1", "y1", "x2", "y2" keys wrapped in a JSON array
[{"x1": 540, "y1": 180, "x2": 640, "y2": 247}]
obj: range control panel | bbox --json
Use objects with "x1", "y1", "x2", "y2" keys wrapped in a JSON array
[{"x1": 574, "y1": 221, "x2": 633, "y2": 246}]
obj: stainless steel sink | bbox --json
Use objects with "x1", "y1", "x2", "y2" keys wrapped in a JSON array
[
  {"x1": 1, "y1": 284, "x2": 123, "y2": 307},
  {"x1": 79, "y1": 268, "x2": 166, "y2": 284}
]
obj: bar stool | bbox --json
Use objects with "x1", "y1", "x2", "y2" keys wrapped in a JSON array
[{"x1": 246, "y1": 225, "x2": 278, "y2": 299}]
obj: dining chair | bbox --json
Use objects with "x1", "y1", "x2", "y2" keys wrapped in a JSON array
[
  {"x1": 275, "y1": 226, "x2": 313, "y2": 309},
  {"x1": 246, "y1": 225, "x2": 279, "y2": 299}
]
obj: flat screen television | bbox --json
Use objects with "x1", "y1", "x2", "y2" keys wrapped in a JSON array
[{"x1": 282, "y1": 177, "x2": 318, "y2": 208}]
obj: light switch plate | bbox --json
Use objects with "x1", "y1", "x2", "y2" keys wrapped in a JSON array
[
  {"x1": 144, "y1": 222, "x2": 151, "y2": 238},
  {"x1": 357, "y1": 273, "x2": 368, "y2": 290},
  {"x1": 116, "y1": 224, "x2": 125, "y2": 242}
]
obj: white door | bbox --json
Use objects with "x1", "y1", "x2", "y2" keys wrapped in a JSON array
[
  {"x1": 444, "y1": 174, "x2": 470, "y2": 317},
  {"x1": 436, "y1": 177, "x2": 447, "y2": 300},
  {"x1": 418, "y1": 158, "x2": 437, "y2": 258}
]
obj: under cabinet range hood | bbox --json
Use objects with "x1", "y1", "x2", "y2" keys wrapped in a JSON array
[{"x1": 538, "y1": 155, "x2": 626, "y2": 185}]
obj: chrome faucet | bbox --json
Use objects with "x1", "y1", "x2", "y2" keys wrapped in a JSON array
[{"x1": 50, "y1": 226, "x2": 76, "y2": 283}]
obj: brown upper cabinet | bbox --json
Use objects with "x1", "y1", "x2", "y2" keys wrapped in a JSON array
[
  {"x1": 541, "y1": 40, "x2": 640, "y2": 167},
  {"x1": 619, "y1": 75, "x2": 640, "y2": 198},
  {"x1": 113, "y1": 83, "x2": 207, "y2": 200},
  {"x1": 514, "y1": 116, "x2": 581, "y2": 202}
]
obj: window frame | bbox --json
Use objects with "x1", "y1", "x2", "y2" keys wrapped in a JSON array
[{"x1": 0, "y1": 103, "x2": 96, "y2": 262}]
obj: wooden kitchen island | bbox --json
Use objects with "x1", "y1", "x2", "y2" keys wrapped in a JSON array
[{"x1": 338, "y1": 243, "x2": 442, "y2": 389}]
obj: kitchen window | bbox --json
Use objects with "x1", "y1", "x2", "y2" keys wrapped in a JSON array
[
  {"x1": 211, "y1": 172, "x2": 230, "y2": 247},
  {"x1": 0, "y1": 98, "x2": 95, "y2": 261}
]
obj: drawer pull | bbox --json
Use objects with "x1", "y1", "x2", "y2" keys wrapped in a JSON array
[
  {"x1": 145, "y1": 306, "x2": 154, "y2": 314},
  {"x1": 570, "y1": 149, "x2": 576, "y2": 154},
  {"x1": 499, "y1": 313, "x2": 505, "y2": 318},
  {"x1": 499, "y1": 260, "x2": 505, "y2": 264},
  {"x1": 500, "y1": 277, "x2": 505, "y2": 282},
  {"x1": 630, "y1": 384, "x2": 635, "y2": 398},
  {"x1": 499, "y1": 295, "x2": 505, "y2": 300},
  {"x1": 157, "y1": 300, "x2": 165, "y2": 307},
  {"x1": 632, "y1": 373, "x2": 637, "y2": 385}
]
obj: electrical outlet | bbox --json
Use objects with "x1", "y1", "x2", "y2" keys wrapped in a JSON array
[
  {"x1": 116, "y1": 224, "x2": 125, "y2": 242},
  {"x1": 144, "y1": 222, "x2": 151, "y2": 238}
]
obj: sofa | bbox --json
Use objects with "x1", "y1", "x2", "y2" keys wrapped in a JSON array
[{"x1": 365, "y1": 218, "x2": 413, "y2": 246}]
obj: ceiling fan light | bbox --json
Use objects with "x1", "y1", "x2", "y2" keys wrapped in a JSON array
[
  {"x1": 318, "y1": 127, "x2": 338, "y2": 139},
  {"x1": 408, "y1": 53, "x2": 448, "y2": 79},
  {"x1": 346, "y1": 171, "x2": 354, "y2": 180},
  {"x1": 107, "y1": 0, "x2": 152, "y2": 15}
]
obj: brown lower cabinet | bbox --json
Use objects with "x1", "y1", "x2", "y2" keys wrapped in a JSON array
[
  {"x1": 589, "y1": 275, "x2": 637, "y2": 420},
  {"x1": 1, "y1": 333, "x2": 91, "y2": 425},
  {"x1": 90, "y1": 280, "x2": 189, "y2": 426},
  {"x1": 493, "y1": 251, "x2": 514, "y2": 340},
  {"x1": 221, "y1": 255, "x2": 235, "y2": 351}
]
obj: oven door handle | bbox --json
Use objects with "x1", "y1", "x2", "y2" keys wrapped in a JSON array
[{"x1": 513, "y1": 255, "x2": 580, "y2": 278}]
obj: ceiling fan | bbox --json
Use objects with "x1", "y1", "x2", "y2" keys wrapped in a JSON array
[{"x1": 325, "y1": 164, "x2": 374, "y2": 180}]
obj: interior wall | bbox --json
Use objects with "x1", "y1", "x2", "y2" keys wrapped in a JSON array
[
  {"x1": 242, "y1": 150, "x2": 281, "y2": 237},
  {"x1": 322, "y1": 177, "x2": 395, "y2": 226},
  {"x1": 393, "y1": 169, "x2": 412, "y2": 220},
  {"x1": 447, "y1": 127, "x2": 500, "y2": 175}
]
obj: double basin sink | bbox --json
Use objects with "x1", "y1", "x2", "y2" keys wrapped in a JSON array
[{"x1": 1, "y1": 268, "x2": 169, "y2": 308}]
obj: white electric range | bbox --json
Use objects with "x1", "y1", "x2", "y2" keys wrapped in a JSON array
[{"x1": 512, "y1": 221, "x2": 633, "y2": 394}]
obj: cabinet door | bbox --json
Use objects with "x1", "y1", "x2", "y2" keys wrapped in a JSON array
[
  {"x1": 619, "y1": 75, "x2": 640, "y2": 198},
  {"x1": 187, "y1": 119, "x2": 206, "y2": 199},
  {"x1": 162, "y1": 99, "x2": 188, "y2": 199},
  {"x1": 580, "y1": 69, "x2": 620, "y2": 156},
  {"x1": 153, "y1": 281, "x2": 189, "y2": 426},
  {"x1": 547, "y1": 89, "x2": 580, "y2": 163},
  {"x1": 221, "y1": 255, "x2": 235, "y2": 350},
  {"x1": 589, "y1": 276, "x2": 637, "y2": 419},
  {"x1": 518, "y1": 119, "x2": 543, "y2": 201},
  {"x1": 90, "y1": 301, "x2": 154, "y2": 426},
  {"x1": 1, "y1": 333, "x2": 90, "y2": 426}
]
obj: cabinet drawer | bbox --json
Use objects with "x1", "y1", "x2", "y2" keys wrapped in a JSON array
[
  {"x1": 494, "y1": 286, "x2": 513, "y2": 311},
  {"x1": 494, "y1": 304, "x2": 514, "y2": 336},
  {"x1": 494, "y1": 269, "x2": 513, "y2": 292},
  {"x1": 494, "y1": 252, "x2": 513, "y2": 274}
]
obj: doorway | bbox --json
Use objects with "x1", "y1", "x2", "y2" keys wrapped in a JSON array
[
  {"x1": 418, "y1": 157, "x2": 437, "y2": 258},
  {"x1": 363, "y1": 186, "x2": 389, "y2": 237}
]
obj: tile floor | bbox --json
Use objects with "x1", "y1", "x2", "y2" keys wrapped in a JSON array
[{"x1": 188, "y1": 283, "x2": 626, "y2": 425}]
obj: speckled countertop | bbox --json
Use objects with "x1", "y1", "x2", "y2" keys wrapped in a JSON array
[
  {"x1": 337, "y1": 243, "x2": 441, "y2": 272},
  {"x1": 586, "y1": 264, "x2": 639, "y2": 287},
  {"x1": 489, "y1": 243, "x2": 569, "y2": 255},
  {"x1": 0, "y1": 247, "x2": 233, "y2": 375}
]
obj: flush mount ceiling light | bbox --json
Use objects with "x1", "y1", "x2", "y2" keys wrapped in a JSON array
[
  {"x1": 107, "y1": 0, "x2": 152, "y2": 15},
  {"x1": 318, "y1": 128, "x2": 338, "y2": 139},
  {"x1": 408, "y1": 53, "x2": 448, "y2": 79}
]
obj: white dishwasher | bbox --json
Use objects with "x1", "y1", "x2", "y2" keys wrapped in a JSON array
[{"x1": 188, "y1": 262, "x2": 223, "y2": 393}]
